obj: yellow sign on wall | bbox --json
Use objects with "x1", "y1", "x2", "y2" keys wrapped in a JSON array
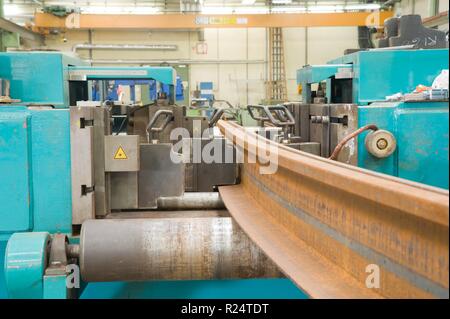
[{"x1": 114, "y1": 146, "x2": 128, "y2": 160}]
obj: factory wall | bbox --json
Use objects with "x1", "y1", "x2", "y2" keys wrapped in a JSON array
[
  {"x1": 397, "y1": 0, "x2": 449, "y2": 18},
  {"x1": 396, "y1": 0, "x2": 449, "y2": 31},
  {"x1": 44, "y1": 27, "x2": 358, "y2": 105}
]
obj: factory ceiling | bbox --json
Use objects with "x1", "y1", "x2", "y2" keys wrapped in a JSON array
[{"x1": 3, "y1": 0, "x2": 393, "y2": 21}]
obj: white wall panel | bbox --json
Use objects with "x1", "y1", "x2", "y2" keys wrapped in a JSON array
[
  {"x1": 439, "y1": 0, "x2": 449, "y2": 12},
  {"x1": 307, "y1": 27, "x2": 358, "y2": 65},
  {"x1": 217, "y1": 28, "x2": 248, "y2": 60},
  {"x1": 284, "y1": 27, "x2": 306, "y2": 101},
  {"x1": 218, "y1": 64, "x2": 248, "y2": 107},
  {"x1": 247, "y1": 28, "x2": 267, "y2": 60}
]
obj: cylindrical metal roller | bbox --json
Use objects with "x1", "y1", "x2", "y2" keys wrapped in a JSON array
[
  {"x1": 79, "y1": 217, "x2": 282, "y2": 282},
  {"x1": 157, "y1": 192, "x2": 225, "y2": 210}
]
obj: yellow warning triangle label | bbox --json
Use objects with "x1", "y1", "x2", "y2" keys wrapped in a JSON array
[{"x1": 114, "y1": 146, "x2": 128, "y2": 160}]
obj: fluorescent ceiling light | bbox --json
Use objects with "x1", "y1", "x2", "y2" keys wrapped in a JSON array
[
  {"x1": 272, "y1": 0, "x2": 292, "y2": 4},
  {"x1": 345, "y1": 4, "x2": 381, "y2": 10},
  {"x1": 3, "y1": 4, "x2": 23, "y2": 16},
  {"x1": 308, "y1": 5, "x2": 344, "y2": 13},
  {"x1": 236, "y1": 7, "x2": 269, "y2": 14},
  {"x1": 80, "y1": 6, "x2": 161, "y2": 15},
  {"x1": 306, "y1": 3, "x2": 381, "y2": 12},
  {"x1": 201, "y1": 6, "x2": 234, "y2": 14},
  {"x1": 242, "y1": 0, "x2": 256, "y2": 4},
  {"x1": 201, "y1": 6, "x2": 269, "y2": 14},
  {"x1": 271, "y1": 6, "x2": 306, "y2": 13}
]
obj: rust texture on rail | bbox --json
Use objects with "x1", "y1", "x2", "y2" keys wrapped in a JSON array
[{"x1": 217, "y1": 120, "x2": 449, "y2": 299}]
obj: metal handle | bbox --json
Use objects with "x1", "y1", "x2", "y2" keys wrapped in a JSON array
[
  {"x1": 247, "y1": 104, "x2": 295, "y2": 127},
  {"x1": 247, "y1": 105, "x2": 270, "y2": 122},
  {"x1": 146, "y1": 109, "x2": 173, "y2": 142},
  {"x1": 208, "y1": 108, "x2": 225, "y2": 127}
]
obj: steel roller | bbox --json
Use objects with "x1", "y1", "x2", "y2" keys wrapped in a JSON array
[{"x1": 79, "y1": 217, "x2": 282, "y2": 282}]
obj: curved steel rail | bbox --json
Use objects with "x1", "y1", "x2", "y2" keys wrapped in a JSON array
[{"x1": 217, "y1": 120, "x2": 449, "y2": 299}]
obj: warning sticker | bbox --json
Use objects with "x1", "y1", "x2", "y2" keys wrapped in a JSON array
[{"x1": 114, "y1": 146, "x2": 128, "y2": 160}]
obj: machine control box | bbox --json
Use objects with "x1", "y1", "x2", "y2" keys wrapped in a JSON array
[{"x1": 105, "y1": 135, "x2": 140, "y2": 172}]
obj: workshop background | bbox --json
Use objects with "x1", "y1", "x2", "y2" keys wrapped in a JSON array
[
  {"x1": 2, "y1": 0, "x2": 448, "y2": 106},
  {"x1": 0, "y1": 0, "x2": 449, "y2": 301}
]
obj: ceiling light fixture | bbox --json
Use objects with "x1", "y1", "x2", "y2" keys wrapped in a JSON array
[
  {"x1": 271, "y1": 6, "x2": 307, "y2": 13},
  {"x1": 3, "y1": 4, "x2": 23, "y2": 16},
  {"x1": 345, "y1": 4, "x2": 381, "y2": 10},
  {"x1": 80, "y1": 6, "x2": 161, "y2": 15},
  {"x1": 272, "y1": 0, "x2": 293, "y2": 4},
  {"x1": 201, "y1": 6, "x2": 269, "y2": 15}
]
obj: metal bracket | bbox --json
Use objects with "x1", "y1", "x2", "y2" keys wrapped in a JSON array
[
  {"x1": 70, "y1": 106, "x2": 95, "y2": 225},
  {"x1": 45, "y1": 234, "x2": 69, "y2": 276}
]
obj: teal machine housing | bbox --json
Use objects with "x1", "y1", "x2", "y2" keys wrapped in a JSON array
[
  {"x1": 0, "y1": 52, "x2": 305, "y2": 299},
  {"x1": 1, "y1": 52, "x2": 85, "y2": 108},
  {"x1": 0, "y1": 52, "x2": 83, "y2": 298},
  {"x1": 297, "y1": 49, "x2": 449, "y2": 189},
  {"x1": 0, "y1": 53, "x2": 83, "y2": 237}
]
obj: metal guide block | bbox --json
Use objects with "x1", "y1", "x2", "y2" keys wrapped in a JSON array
[{"x1": 70, "y1": 106, "x2": 95, "y2": 225}]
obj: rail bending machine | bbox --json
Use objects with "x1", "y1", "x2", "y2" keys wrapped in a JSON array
[
  {"x1": 0, "y1": 45, "x2": 449, "y2": 298},
  {"x1": 0, "y1": 52, "x2": 305, "y2": 299}
]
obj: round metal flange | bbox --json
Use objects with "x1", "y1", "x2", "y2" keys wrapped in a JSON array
[
  {"x1": 365, "y1": 129, "x2": 397, "y2": 158},
  {"x1": 4, "y1": 232, "x2": 50, "y2": 298}
]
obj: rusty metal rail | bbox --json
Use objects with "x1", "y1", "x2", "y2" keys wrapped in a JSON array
[{"x1": 217, "y1": 120, "x2": 449, "y2": 299}]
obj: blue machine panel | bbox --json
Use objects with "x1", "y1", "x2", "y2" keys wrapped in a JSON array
[
  {"x1": 298, "y1": 49, "x2": 449, "y2": 188},
  {"x1": 356, "y1": 50, "x2": 449, "y2": 104},
  {"x1": 397, "y1": 103, "x2": 449, "y2": 189},
  {"x1": 0, "y1": 112, "x2": 32, "y2": 233},
  {"x1": 359, "y1": 101, "x2": 449, "y2": 189},
  {"x1": 43, "y1": 275, "x2": 69, "y2": 299},
  {"x1": 200, "y1": 81, "x2": 214, "y2": 101},
  {"x1": 80, "y1": 279, "x2": 307, "y2": 299},
  {"x1": 327, "y1": 49, "x2": 449, "y2": 105},
  {"x1": 358, "y1": 103, "x2": 397, "y2": 176},
  {"x1": 0, "y1": 52, "x2": 87, "y2": 108},
  {"x1": 0, "y1": 106, "x2": 72, "y2": 235},
  {"x1": 30, "y1": 110, "x2": 72, "y2": 233},
  {"x1": 69, "y1": 66, "x2": 176, "y2": 86}
]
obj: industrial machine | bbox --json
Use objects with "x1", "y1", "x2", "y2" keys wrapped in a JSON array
[
  {"x1": 292, "y1": 47, "x2": 449, "y2": 189},
  {"x1": 0, "y1": 52, "x2": 305, "y2": 299},
  {"x1": 1, "y1": 32, "x2": 448, "y2": 299}
]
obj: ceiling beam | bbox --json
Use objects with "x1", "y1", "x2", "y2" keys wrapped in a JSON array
[{"x1": 34, "y1": 11, "x2": 393, "y2": 31}]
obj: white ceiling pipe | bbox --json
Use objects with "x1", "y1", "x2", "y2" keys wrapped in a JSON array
[
  {"x1": 72, "y1": 43, "x2": 178, "y2": 53},
  {"x1": 85, "y1": 58, "x2": 266, "y2": 65}
]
